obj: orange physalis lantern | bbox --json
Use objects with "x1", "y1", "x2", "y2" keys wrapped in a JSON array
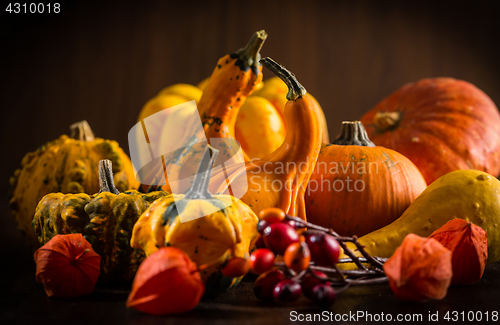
[
  {"x1": 429, "y1": 219, "x2": 488, "y2": 285},
  {"x1": 383, "y1": 234, "x2": 453, "y2": 301},
  {"x1": 34, "y1": 234, "x2": 101, "y2": 298},
  {"x1": 126, "y1": 247, "x2": 204, "y2": 315}
]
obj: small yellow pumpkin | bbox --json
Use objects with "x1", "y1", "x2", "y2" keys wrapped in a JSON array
[{"x1": 131, "y1": 146, "x2": 259, "y2": 295}]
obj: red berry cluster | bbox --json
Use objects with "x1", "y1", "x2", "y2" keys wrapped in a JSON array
[{"x1": 248, "y1": 207, "x2": 387, "y2": 308}]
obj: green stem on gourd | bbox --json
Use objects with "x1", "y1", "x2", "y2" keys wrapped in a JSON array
[
  {"x1": 259, "y1": 57, "x2": 307, "y2": 101},
  {"x1": 232, "y1": 30, "x2": 268, "y2": 73},
  {"x1": 98, "y1": 159, "x2": 120, "y2": 195},
  {"x1": 184, "y1": 145, "x2": 219, "y2": 199},
  {"x1": 331, "y1": 121, "x2": 375, "y2": 147},
  {"x1": 70, "y1": 120, "x2": 95, "y2": 141}
]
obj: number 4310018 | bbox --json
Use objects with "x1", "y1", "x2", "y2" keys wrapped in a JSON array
[{"x1": 5, "y1": 3, "x2": 60, "y2": 14}]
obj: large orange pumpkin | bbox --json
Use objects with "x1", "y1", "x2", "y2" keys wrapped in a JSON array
[
  {"x1": 305, "y1": 121, "x2": 427, "y2": 237},
  {"x1": 360, "y1": 78, "x2": 500, "y2": 184}
]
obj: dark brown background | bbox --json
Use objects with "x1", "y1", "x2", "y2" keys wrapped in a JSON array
[
  {"x1": 1, "y1": 1, "x2": 500, "y2": 323},
  {"x1": 2, "y1": 0, "x2": 500, "y2": 202}
]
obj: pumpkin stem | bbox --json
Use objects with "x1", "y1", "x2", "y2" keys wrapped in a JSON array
[
  {"x1": 373, "y1": 111, "x2": 401, "y2": 132},
  {"x1": 331, "y1": 121, "x2": 375, "y2": 147},
  {"x1": 259, "y1": 57, "x2": 307, "y2": 101},
  {"x1": 232, "y1": 30, "x2": 267, "y2": 73},
  {"x1": 70, "y1": 120, "x2": 95, "y2": 141},
  {"x1": 98, "y1": 159, "x2": 120, "y2": 195},
  {"x1": 184, "y1": 145, "x2": 219, "y2": 200}
]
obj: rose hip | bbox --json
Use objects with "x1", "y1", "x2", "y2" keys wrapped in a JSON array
[
  {"x1": 257, "y1": 220, "x2": 270, "y2": 233},
  {"x1": 263, "y1": 223, "x2": 299, "y2": 255},
  {"x1": 305, "y1": 232, "x2": 340, "y2": 266},
  {"x1": 260, "y1": 207, "x2": 286, "y2": 224},
  {"x1": 273, "y1": 279, "x2": 302, "y2": 302},
  {"x1": 249, "y1": 249, "x2": 275, "y2": 274},
  {"x1": 311, "y1": 284, "x2": 336, "y2": 308},
  {"x1": 301, "y1": 270, "x2": 330, "y2": 299},
  {"x1": 284, "y1": 241, "x2": 311, "y2": 272},
  {"x1": 253, "y1": 269, "x2": 285, "y2": 301}
]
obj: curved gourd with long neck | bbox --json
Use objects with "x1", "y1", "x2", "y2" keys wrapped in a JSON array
[
  {"x1": 198, "y1": 30, "x2": 267, "y2": 163},
  {"x1": 210, "y1": 57, "x2": 322, "y2": 221},
  {"x1": 143, "y1": 31, "x2": 268, "y2": 194}
]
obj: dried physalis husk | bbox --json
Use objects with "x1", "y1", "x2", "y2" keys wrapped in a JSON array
[
  {"x1": 34, "y1": 234, "x2": 101, "y2": 298},
  {"x1": 429, "y1": 219, "x2": 488, "y2": 285},
  {"x1": 126, "y1": 247, "x2": 204, "y2": 315},
  {"x1": 383, "y1": 234, "x2": 453, "y2": 301}
]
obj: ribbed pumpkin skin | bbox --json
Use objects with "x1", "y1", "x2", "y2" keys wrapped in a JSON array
[
  {"x1": 32, "y1": 188, "x2": 167, "y2": 282},
  {"x1": 10, "y1": 135, "x2": 139, "y2": 249},
  {"x1": 360, "y1": 78, "x2": 500, "y2": 184},
  {"x1": 32, "y1": 193, "x2": 91, "y2": 245},
  {"x1": 84, "y1": 190, "x2": 167, "y2": 282},
  {"x1": 131, "y1": 194, "x2": 258, "y2": 296},
  {"x1": 305, "y1": 144, "x2": 427, "y2": 237}
]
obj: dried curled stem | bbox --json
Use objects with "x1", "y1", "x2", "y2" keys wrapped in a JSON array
[
  {"x1": 70, "y1": 120, "x2": 95, "y2": 141},
  {"x1": 279, "y1": 215, "x2": 388, "y2": 288}
]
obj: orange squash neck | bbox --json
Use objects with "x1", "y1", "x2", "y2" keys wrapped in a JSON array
[
  {"x1": 197, "y1": 31, "x2": 267, "y2": 140},
  {"x1": 259, "y1": 57, "x2": 322, "y2": 165},
  {"x1": 198, "y1": 55, "x2": 262, "y2": 138},
  {"x1": 268, "y1": 94, "x2": 322, "y2": 165}
]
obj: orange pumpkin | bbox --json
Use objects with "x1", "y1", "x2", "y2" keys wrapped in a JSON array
[
  {"x1": 360, "y1": 78, "x2": 500, "y2": 184},
  {"x1": 305, "y1": 121, "x2": 427, "y2": 236}
]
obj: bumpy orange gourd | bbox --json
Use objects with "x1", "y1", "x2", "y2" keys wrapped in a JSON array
[
  {"x1": 197, "y1": 30, "x2": 267, "y2": 163},
  {"x1": 360, "y1": 78, "x2": 500, "y2": 184},
  {"x1": 9, "y1": 121, "x2": 139, "y2": 248},
  {"x1": 210, "y1": 57, "x2": 323, "y2": 221},
  {"x1": 305, "y1": 121, "x2": 427, "y2": 236},
  {"x1": 138, "y1": 31, "x2": 270, "y2": 194}
]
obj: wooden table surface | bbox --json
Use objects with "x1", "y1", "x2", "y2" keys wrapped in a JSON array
[
  {"x1": 2, "y1": 260, "x2": 500, "y2": 325},
  {"x1": 1, "y1": 196, "x2": 499, "y2": 325}
]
